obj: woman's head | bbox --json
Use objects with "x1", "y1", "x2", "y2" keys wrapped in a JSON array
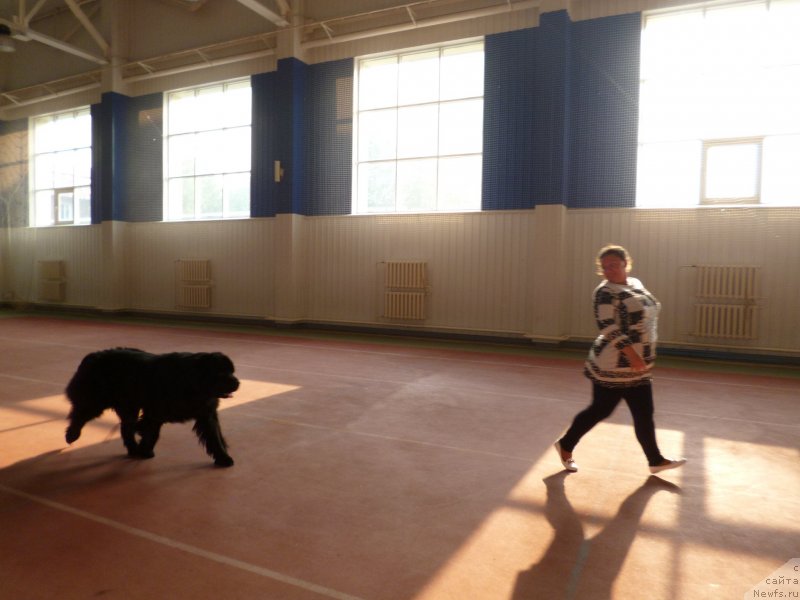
[{"x1": 596, "y1": 244, "x2": 632, "y2": 282}]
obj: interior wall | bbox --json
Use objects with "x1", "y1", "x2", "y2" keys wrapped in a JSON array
[{"x1": 5, "y1": 205, "x2": 799, "y2": 356}]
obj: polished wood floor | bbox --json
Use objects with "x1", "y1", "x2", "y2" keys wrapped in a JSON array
[{"x1": 1, "y1": 312, "x2": 798, "y2": 599}]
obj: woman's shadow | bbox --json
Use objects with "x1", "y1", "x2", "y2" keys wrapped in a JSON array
[{"x1": 511, "y1": 472, "x2": 681, "y2": 600}]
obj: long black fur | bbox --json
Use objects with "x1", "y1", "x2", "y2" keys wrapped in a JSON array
[{"x1": 65, "y1": 348, "x2": 239, "y2": 467}]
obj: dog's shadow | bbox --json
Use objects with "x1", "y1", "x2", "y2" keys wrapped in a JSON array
[{"x1": 0, "y1": 441, "x2": 218, "y2": 501}]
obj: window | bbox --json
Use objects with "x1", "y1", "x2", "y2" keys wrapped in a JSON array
[
  {"x1": 31, "y1": 108, "x2": 92, "y2": 226},
  {"x1": 164, "y1": 79, "x2": 251, "y2": 221},
  {"x1": 637, "y1": 0, "x2": 800, "y2": 207},
  {"x1": 354, "y1": 41, "x2": 484, "y2": 214}
]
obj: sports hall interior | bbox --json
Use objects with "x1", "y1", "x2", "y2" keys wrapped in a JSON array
[{"x1": 0, "y1": 1, "x2": 798, "y2": 599}]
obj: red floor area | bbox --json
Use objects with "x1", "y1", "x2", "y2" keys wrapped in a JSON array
[{"x1": 1, "y1": 314, "x2": 798, "y2": 599}]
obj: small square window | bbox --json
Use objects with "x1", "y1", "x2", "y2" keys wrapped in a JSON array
[{"x1": 702, "y1": 139, "x2": 762, "y2": 204}]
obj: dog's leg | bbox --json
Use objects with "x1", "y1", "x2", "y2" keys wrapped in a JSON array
[
  {"x1": 65, "y1": 407, "x2": 104, "y2": 444},
  {"x1": 135, "y1": 416, "x2": 162, "y2": 459},
  {"x1": 119, "y1": 418, "x2": 142, "y2": 458},
  {"x1": 193, "y1": 413, "x2": 234, "y2": 467},
  {"x1": 65, "y1": 418, "x2": 85, "y2": 444}
]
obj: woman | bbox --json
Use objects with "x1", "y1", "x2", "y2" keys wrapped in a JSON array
[{"x1": 554, "y1": 245, "x2": 686, "y2": 474}]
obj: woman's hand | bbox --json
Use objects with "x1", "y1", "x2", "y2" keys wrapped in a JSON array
[{"x1": 622, "y1": 346, "x2": 648, "y2": 372}]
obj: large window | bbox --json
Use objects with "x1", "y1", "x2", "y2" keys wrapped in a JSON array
[
  {"x1": 637, "y1": 0, "x2": 800, "y2": 207},
  {"x1": 164, "y1": 78, "x2": 251, "y2": 221},
  {"x1": 31, "y1": 108, "x2": 92, "y2": 227},
  {"x1": 354, "y1": 41, "x2": 484, "y2": 214}
]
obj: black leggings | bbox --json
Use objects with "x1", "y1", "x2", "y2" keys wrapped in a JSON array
[{"x1": 559, "y1": 381, "x2": 665, "y2": 467}]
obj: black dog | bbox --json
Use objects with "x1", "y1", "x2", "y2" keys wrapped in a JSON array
[{"x1": 65, "y1": 348, "x2": 239, "y2": 467}]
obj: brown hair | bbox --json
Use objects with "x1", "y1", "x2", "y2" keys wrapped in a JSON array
[{"x1": 596, "y1": 244, "x2": 633, "y2": 276}]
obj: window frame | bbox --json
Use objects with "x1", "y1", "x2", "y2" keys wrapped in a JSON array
[
  {"x1": 700, "y1": 137, "x2": 764, "y2": 205},
  {"x1": 29, "y1": 107, "x2": 92, "y2": 227},
  {"x1": 352, "y1": 39, "x2": 485, "y2": 215},
  {"x1": 162, "y1": 77, "x2": 252, "y2": 222},
  {"x1": 636, "y1": 0, "x2": 800, "y2": 208}
]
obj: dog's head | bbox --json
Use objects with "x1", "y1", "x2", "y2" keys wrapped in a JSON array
[{"x1": 196, "y1": 352, "x2": 240, "y2": 398}]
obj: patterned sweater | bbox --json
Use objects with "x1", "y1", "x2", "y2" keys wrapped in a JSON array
[{"x1": 584, "y1": 277, "x2": 661, "y2": 387}]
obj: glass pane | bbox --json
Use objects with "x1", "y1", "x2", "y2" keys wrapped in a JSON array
[
  {"x1": 54, "y1": 151, "x2": 75, "y2": 188},
  {"x1": 74, "y1": 110, "x2": 92, "y2": 149},
  {"x1": 195, "y1": 130, "x2": 225, "y2": 175},
  {"x1": 196, "y1": 85, "x2": 225, "y2": 131},
  {"x1": 397, "y1": 105, "x2": 438, "y2": 159},
  {"x1": 223, "y1": 127, "x2": 252, "y2": 173},
  {"x1": 358, "y1": 109, "x2": 397, "y2": 161},
  {"x1": 637, "y1": 141, "x2": 701, "y2": 208},
  {"x1": 167, "y1": 90, "x2": 196, "y2": 134},
  {"x1": 34, "y1": 153, "x2": 55, "y2": 190},
  {"x1": 397, "y1": 158, "x2": 437, "y2": 212},
  {"x1": 52, "y1": 114, "x2": 75, "y2": 151},
  {"x1": 768, "y1": 0, "x2": 800, "y2": 65},
  {"x1": 34, "y1": 115, "x2": 57, "y2": 153},
  {"x1": 440, "y1": 43, "x2": 484, "y2": 101},
  {"x1": 74, "y1": 148, "x2": 92, "y2": 187},
  {"x1": 35, "y1": 190, "x2": 54, "y2": 227},
  {"x1": 762, "y1": 135, "x2": 800, "y2": 205},
  {"x1": 74, "y1": 186, "x2": 92, "y2": 225},
  {"x1": 704, "y1": 4, "x2": 767, "y2": 69},
  {"x1": 398, "y1": 50, "x2": 439, "y2": 105},
  {"x1": 704, "y1": 143, "x2": 760, "y2": 200},
  {"x1": 168, "y1": 134, "x2": 196, "y2": 177},
  {"x1": 196, "y1": 174, "x2": 223, "y2": 218},
  {"x1": 358, "y1": 162, "x2": 395, "y2": 213},
  {"x1": 640, "y1": 12, "x2": 703, "y2": 80},
  {"x1": 439, "y1": 99, "x2": 483, "y2": 155},
  {"x1": 57, "y1": 191, "x2": 74, "y2": 223},
  {"x1": 224, "y1": 173, "x2": 250, "y2": 217},
  {"x1": 224, "y1": 81, "x2": 252, "y2": 128},
  {"x1": 438, "y1": 155, "x2": 481, "y2": 211},
  {"x1": 168, "y1": 178, "x2": 195, "y2": 220},
  {"x1": 359, "y1": 56, "x2": 398, "y2": 110}
]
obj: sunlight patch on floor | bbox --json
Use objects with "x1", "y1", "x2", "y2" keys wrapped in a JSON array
[
  {"x1": 0, "y1": 379, "x2": 299, "y2": 468},
  {"x1": 414, "y1": 422, "x2": 687, "y2": 600}
]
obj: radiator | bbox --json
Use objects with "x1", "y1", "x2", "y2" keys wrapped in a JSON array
[
  {"x1": 175, "y1": 259, "x2": 212, "y2": 309},
  {"x1": 384, "y1": 292, "x2": 426, "y2": 320},
  {"x1": 383, "y1": 261, "x2": 427, "y2": 320},
  {"x1": 177, "y1": 258, "x2": 211, "y2": 283},
  {"x1": 696, "y1": 265, "x2": 757, "y2": 300},
  {"x1": 386, "y1": 261, "x2": 427, "y2": 289},
  {"x1": 38, "y1": 260, "x2": 66, "y2": 302},
  {"x1": 694, "y1": 304, "x2": 757, "y2": 339},
  {"x1": 692, "y1": 265, "x2": 759, "y2": 339},
  {"x1": 178, "y1": 285, "x2": 212, "y2": 309}
]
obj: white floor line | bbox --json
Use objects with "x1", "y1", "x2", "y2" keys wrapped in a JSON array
[{"x1": 0, "y1": 483, "x2": 365, "y2": 600}]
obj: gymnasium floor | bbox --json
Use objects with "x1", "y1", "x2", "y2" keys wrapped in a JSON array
[{"x1": 1, "y1": 311, "x2": 797, "y2": 600}]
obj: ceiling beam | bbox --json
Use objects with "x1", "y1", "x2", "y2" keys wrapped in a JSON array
[
  {"x1": 64, "y1": 0, "x2": 109, "y2": 55},
  {"x1": 0, "y1": 17, "x2": 108, "y2": 65},
  {"x1": 235, "y1": 0, "x2": 289, "y2": 27}
]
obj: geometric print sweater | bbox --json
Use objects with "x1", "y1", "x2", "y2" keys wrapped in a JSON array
[{"x1": 583, "y1": 277, "x2": 661, "y2": 388}]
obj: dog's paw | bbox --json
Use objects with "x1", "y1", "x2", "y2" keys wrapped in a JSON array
[
  {"x1": 65, "y1": 427, "x2": 81, "y2": 444},
  {"x1": 214, "y1": 455, "x2": 234, "y2": 468}
]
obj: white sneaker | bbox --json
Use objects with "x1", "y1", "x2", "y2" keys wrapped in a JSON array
[
  {"x1": 554, "y1": 441, "x2": 578, "y2": 472},
  {"x1": 649, "y1": 458, "x2": 686, "y2": 474}
]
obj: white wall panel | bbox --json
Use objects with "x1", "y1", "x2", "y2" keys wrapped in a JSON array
[
  {"x1": 567, "y1": 206, "x2": 800, "y2": 354},
  {"x1": 303, "y1": 211, "x2": 537, "y2": 335},
  {"x1": 4, "y1": 225, "x2": 104, "y2": 307},
  {"x1": 3, "y1": 206, "x2": 798, "y2": 355},
  {"x1": 125, "y1": 219, "x2": 275, "y2": 319}
]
